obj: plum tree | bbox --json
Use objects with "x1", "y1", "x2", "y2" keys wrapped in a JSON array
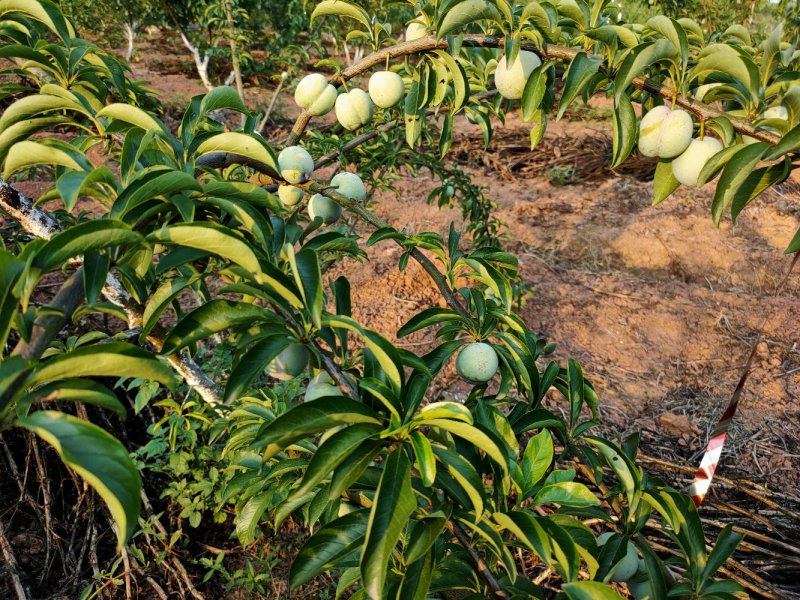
[
  {"x1": 368, "y1": 70, "x2": 405, "y2": 108},
  {"x1": 304, "y1": 371, "x2": 344, "y2": 401},
  {"x1": 2, "y1": 0, "x2": 794, "y2": 598},
  {"x1": 672, "y1": 137, "x2": 724, "y2": 186},
  {"x1": 294, "y1": 72, "x2": 338, "y2": 116},
  {"x1": 330, "y1": 171, "x2": 367, "y2": 201},
  {"x1": 494, "y1": 50, "x2": 542, "y2": 100},
  {"x1": 267, "y1": 343, "x2": 309, "y2": 380},
  {"x1": 455, "y1": 342, "x2": 499, "y2": 382},
  {"x1": 278, "y1": 145, "x2": 314, "y2": 183},
  {"x1": 308, "y1": 193, "x2": 343, "y2": 224},
  {"x1": 278, "y1": 184, "x2": 305, "y2": 207},
  {"x1": 637, "y1": 106, "x2": 693, "y2": 158},
  {"x1": 334, "y1": 88, "x2": 375, "y2": 130}
]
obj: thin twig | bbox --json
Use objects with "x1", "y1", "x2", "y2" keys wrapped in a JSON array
[
  {"x1": 0, "y1": 518, "x2": 29, "y2": 600},
  {"x1": 446, "y1": 520, "x2": 509, "y2": 598}
]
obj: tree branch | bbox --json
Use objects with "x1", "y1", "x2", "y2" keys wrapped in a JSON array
[
  {"x1": 446, "y1": 520, "x2": 509, "y2": 598},
  {"x1": 0, "y1": 179, "x2": 222, "y2": 406},
  {"x1": 285, "y1": 34, "x2": 780, "y2": 147},
  {"x1": 0, "y1": 518, "x2": 29, "y2": 600}
]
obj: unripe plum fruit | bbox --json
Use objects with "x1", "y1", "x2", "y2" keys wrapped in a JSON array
[
  {"x1": 406, "y1": 21, "x2": 427, "y2": 41},
  {"x1": 743, "y1": 105, "x2": 788, "y2": 144},
  {"x1": 671, "y1": 137, "x2": 723, "y2": 187},
  {"x1": 369, "y1": 71, "x2": 405, "y2": 108},
  {"x1": 294, "y1": 73, "x2": 338, "y2": 116},
  {"x1": 330, "y1": 172, "x2": 366, "y2": 202},
  {"x1": 278, "y1": 146, "x2": 314, "y2": 184},
  {"x1": 494, "y1": 50, "x2": 542, "y2": 100},
  {"x1": 305, "y1": 371, "x2": 344, "y2": 402},
  {"x1": 456, "y1": 342, "x2": 499, "y2": 383},
  {"x1": 278, "y1": 184, "x2": 305, "y2": 208},
  {"x1": 637, "y1": 106, "x2": 693, "y2": 158},
  {"x1": 627, "y1": 578, "x2": 653, "y2": 600},
  {"x1": 268, "y1": 343, "x2": 309, "y2": 380},
  {"x1": 335, "y1": 88, "x2": 374, "y2": 130},
  {"x1": 308, "y1": 193, "x2": 342, "y2": 224},
  {"x1": 597, "y1": 532, "x2": 639, "y2": 582}
]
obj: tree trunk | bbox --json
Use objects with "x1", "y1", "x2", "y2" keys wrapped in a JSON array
[
  {"x1": 225, "y1": 2, "x2": 246, "y2": 126},
  {"x1": 179, "y1": 31, "x2": 213, "y2": 91},
  {"x1": 123, "y1": 20, "x2": 138, "y2": 62}
]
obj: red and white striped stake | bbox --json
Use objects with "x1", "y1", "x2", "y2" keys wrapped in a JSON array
[{"x1": 688, "y1": 251, "x2": 799, "y2": 507}]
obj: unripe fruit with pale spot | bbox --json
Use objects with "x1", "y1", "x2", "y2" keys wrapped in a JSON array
[
  {"x1": 335, "y1": 89, "x2": 374, "y2": 130},
  {"x1": 456, "y1": 342, "x2": 499, "y2": 383},
  {"x1": 308, "y1": 193, "x2": 342, "y2": 224},
  {"x1": 369, "y1": 71, "x2": 405, "y2": 108},
  {"x1": 294, "y1": 73, "x2": 337, "y2": 116},
  {"x1": 671, "y1": 137, "x2": 723, "y2": 187},
  {"x1": 638, "y1": 106, "x2": 693, "y2": 158},
  {"x1": 268, "y1": 343, "x2": 309, "y2": 380},
  {"x1": 278, "y1": 185, "x2": 304, "y2": 207},
  {"x1": 331, "y1": 172, "x2": 366, "y2": 202},
  {"x1": 494, "y1": 50, "x2": 542, "y2": 100},
  {"x1": 278, "y1": 146, "x2": 314, "y2": 184},
  {"x1": 406, "y1": 21, "x2": 427, "y2": 41},
  {"x1": 694, "y1": 82, "x2": 721, "y2": 102},
  {"x1": 305, "y1": 371, "x2": 343, "y2": 402},
  {"x1": 597, "y1": 532, "x2": 639, "y2": 582}
]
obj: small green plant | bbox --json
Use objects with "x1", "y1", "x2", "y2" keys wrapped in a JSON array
[{"x1": 545, "y1": 164, "x2": 578, "y2": 186}]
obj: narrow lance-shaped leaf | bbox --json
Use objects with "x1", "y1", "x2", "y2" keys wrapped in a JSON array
[
  {"x1": 361, "y1": 449, "x2": 417, "y2": 600},
  {"x1": 17, "y1": 411, "x2": 141, "y2": 549}
]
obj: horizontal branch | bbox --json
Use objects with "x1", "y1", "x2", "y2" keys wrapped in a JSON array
[
  {"x1": 286, "y1": 34, "x2": 780, "y2": 147},
  {"x1": 0, "y1": 179, "x2": 222, "y2": 406}
]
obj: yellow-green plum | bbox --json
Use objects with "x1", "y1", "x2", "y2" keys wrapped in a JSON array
[
  {"x1": 671, "y1": 137, "x2": 723, "y2": 187},
  {"x1": 267, "y1": 343, "x2": 309, "y2": 380},
  {"x1": 335, "y1": 88, "x2": 374, "y2": 130},
  {"x1": 308, "y1": 193, "x2": 342, "y2": 224},
  {"x1": 406, "y1": 21, "x2": 427, "y2": 41},
  {"x1": 494, "y1": 50, "x2": 542, "y2": 100},
  {"x1": 278, "y1": 184, "x2": 304, "y2": 208},
  {"x1": 743, "y1": 105, "x2": 788, "y2": 144},
  {"x1": 294, "y1": 73, "x2": 338, "y2": 117},
  {"x1": 597, "y1": 532, "x2": 639, "y2": 582},
  {"x1": 694, "y1": 82, "x2": 722, "y2": 102},
  {"x1": 456, "y1": 342, "x2": 499, "y2": 383},
  {"x1": 304, "y1": 371, "x2": 343, "y2": 402},
  {"x1": 278, "y1": 146, "x2": 314, "y2": 184},
  {"x1": 637, "y1": 106, "x2": 693, "y2": 158},
  {"x1": 368, "y1": 71, "x2": 405, "y2": 108},
  {"x1": 331, "y1": 172, "x2": 366, "y2": 202}
]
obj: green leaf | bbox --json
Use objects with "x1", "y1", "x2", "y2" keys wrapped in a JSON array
[
  {"x1": 96, "y1": 103, "x2": 164, "y2": 133},
  {"x1": 437, "y1": 0, "x2": 500, "y2": 38},
  {"x1": 0, "y1": 0, "x2": 73, "y2": 39},
  {"x1": 398, "y1": 549, "x2": 434, "y2": 600},
  {"x1": 425, "y1": 418, "x2": 507, "y2": 473},
  {"x1": 521, "y1": 62, "x2": 549, "y2": 122},
  {"x1": 0, "y1": 116, "x2": 70, "y2": 164},
  {"x1": 692, "y1": 44, "x2": 759, "y2": 103},
  {"x1": 161, "y1": 300, "x2": 274, "y2": 355},
  {"x1": 23, "y1": 378, "x2": 126, "y2": 418},
  {"x1": 563, "y1": 581, "x2": 627, "y2": 600},
  {"x1": 224, "y1": 335, "x2": 293, "y2": 403},
  {"x1": 141, "y1": 275, "x2": 199, "y2": 339},
  {"x1": 398, "y1": 307, "x2": 460, "y2": 337},
  {"x1": 361, "y1": 449, "x2": 416, "y2": 600},
  {"x1": 111, "y1": 168, "x2": 202, "y2": 217},
  {"x1": 290, "y1": 510, "x2": 370, "y2": 589},
  {"x1": 703, "y1": 524, "x2": 744, "y2": 580},
  {"x1": 148, "y1": 222, "x2": 262, "y2": 277},
  {"x1": 409, "y1": 430, "x2": 436, "y2": 487},
  {"x1": 585, "y1": 437, "x2": 640, "y2": 509},
  {"x1": 533, "y1": 482, "x2": 600, "y2": 508},
  {"x1": 557, "y1": 52, "x2": 600, "y2": 120},
  {"x1": 256, "y1": 398, "x2": 382, "y2": 459},
  {"x1": 786, "y1": 227, "x2": 800, "y2": 254},
  {"x1": 406, "y1": 515, "x2": 447, "y2": 565},
  {"x1": 310, "y1": 0, "x2": 371, "y2": 30},
  {"x1": 611, "y1": 93, "x2": 636, "y2": 168},
  {"x1": 4, "y1": 140, "x2": 82, "y2": 178},
  {"x1": 404, "y1": 80, "x2": 422, "y2": 148},
  {"x1": 0, "y1": 249, "x2": 25, "y2": 350},
  {"x1": 28, "y1": 343, "x2": 175, "y2": 389},
  {"x1": 196, "y1": 132, "x2": 278, "y2": 173},
  {"x1": 199, "y1": 86, "x2": 247, "y2": 115},
  {"x1": 17, "y1": 411, "x2": 140, "y2": 548},
  {"x1": 730, "y1": 159, "x2": 791, "y2": 222},
  {"x1": 522, "y1": 429, "x2": 554, "y2": 491},
  {"x1": 285, "y1": 245, "x2": 323, "y2": 329},
  {"x1": 234, "y1": 492, "x2": 273, "y2": 546},
  {"x1": 711, "y1": 143, "x2": 767, "y2": 225},
  {"x1": 614, "y1": 40, "x2": 677, "y2": 103},
  {"x1": 35, "y1": 220, "x2": 141, "y2": 272},
  {"x1": 651, "y1": 159, "x2": 680, "y2": 205},
  {"x1": 289, "y1": 423, "x2": 380, "y2": 502}
]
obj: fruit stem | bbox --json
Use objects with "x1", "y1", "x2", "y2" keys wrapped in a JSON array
[
  {"x1": 385, "y1": 53, "x2": 390, "y2": 70},
  {"x1": 339, "y1": 76, "x2": 349, "y2": 93}
]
